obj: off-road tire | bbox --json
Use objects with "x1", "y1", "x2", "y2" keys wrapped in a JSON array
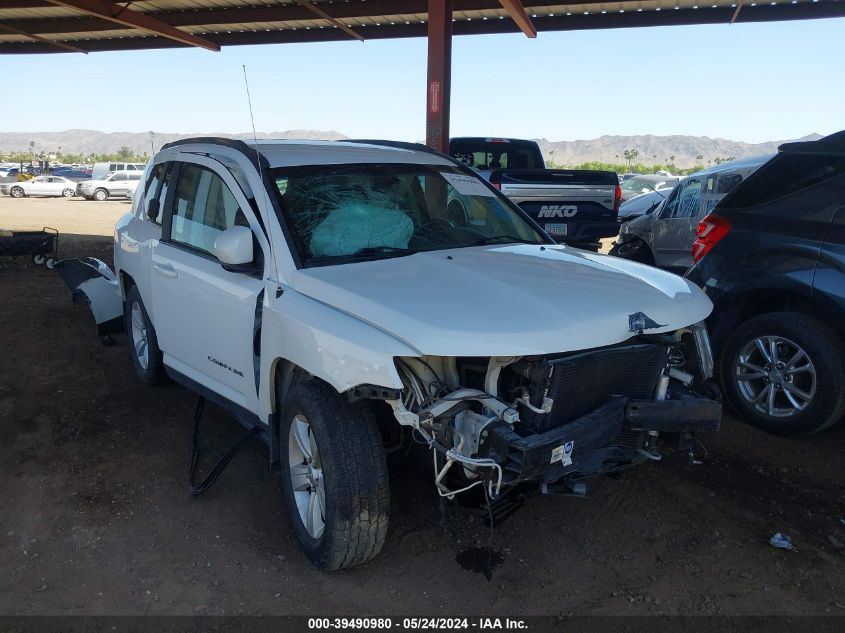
[
  {"x1": 125, "y1": 285, "x2": 166, "y2": 386},
  {"x1": 608, "y1": 238, "x2": 655, "y2": 265},
  {"x1": 279, "y1": 379, "x2": 389, "y2": 570},
  {"x1": 720, "y1": 312, "x2": 845, "y2": 436}
]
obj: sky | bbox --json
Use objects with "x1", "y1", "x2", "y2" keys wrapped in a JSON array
[{"x1": 4, "y1": 17, "x2": 845, "y2": 144}]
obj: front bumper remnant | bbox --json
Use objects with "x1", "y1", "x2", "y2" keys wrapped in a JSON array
[{"x1": 487, "y1": 395, "x2": 720, "y2": 486}]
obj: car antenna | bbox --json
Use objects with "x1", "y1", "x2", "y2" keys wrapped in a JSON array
[{"x1": 242, "y1": 64, "x2": 264, "y2": 182}]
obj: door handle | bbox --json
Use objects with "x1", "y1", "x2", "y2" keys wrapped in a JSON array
[{"x1": 153, "y1": 262, "x2": 178, "y2": 278}]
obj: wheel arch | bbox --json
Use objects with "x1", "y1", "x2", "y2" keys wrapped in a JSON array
[{"x1": 710, "y1": 287, "x2": 845, "y2": 353}]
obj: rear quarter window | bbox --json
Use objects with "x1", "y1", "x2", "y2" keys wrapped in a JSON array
[{"x1": 719, "y1": 154, "x2": 845, "y2": 209}]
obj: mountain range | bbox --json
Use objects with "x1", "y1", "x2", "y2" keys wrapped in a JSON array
[{"x1": 0, "y1": 129, "x2": 823, "y2": 168}]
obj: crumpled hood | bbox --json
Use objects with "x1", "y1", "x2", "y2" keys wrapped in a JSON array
[{"x1": 291, "y1": 244, "x2": 712, "y2": 356}]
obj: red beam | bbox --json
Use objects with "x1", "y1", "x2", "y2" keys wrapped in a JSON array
[
  {"x1": 43, "y1": 0, "x2": 220, "y2": 51},
  {"x1": 498, "y1": 0, "x2": 537, "y2": 37},
  {"x1": 426, "y1": 0, "x2": 452, "y2": 153}
]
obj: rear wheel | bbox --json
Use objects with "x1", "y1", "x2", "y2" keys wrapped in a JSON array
[
  {"x1": 720, "y1": 312, "x2": 845, "y2": 436},
  {"x1": 61, "y1": 188, "x2": 74, "y2": 197},
  {"x1": 609, "y1": 238, "x2": 654, "y2": 265},
  {"x1": 125, "y1": 285, "x2": 165, "y2": 385},
  {"x1": 279, "y1": 380, "x2": 389, "y2": 570},
  {"x1": 10, "y1": 186, "x2": 24, "y2": 198},
  {"x1": 93, "y1": 188, "x2": 108, "y2": 201}
]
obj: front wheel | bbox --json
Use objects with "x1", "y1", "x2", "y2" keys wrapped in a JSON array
[
  {"x1": 10, "y1": 186, "x2": 24, "y2": 198},
  {"x1": 93, "y1": 188, "x2": 108, "y2": 201},
  {"x1": 279, "y1": 380, "x2": 389, "y2": 570},
  {"x1": 609, "y1": 238, "x2": 654, "y2": 265},
  {"x1": 720, "y1": 312, "x2": 845, "y2": 436}
]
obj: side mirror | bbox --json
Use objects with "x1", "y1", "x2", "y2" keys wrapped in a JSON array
[{"x1": 214, "y1": 226, "x2": 257, "y2": 273}]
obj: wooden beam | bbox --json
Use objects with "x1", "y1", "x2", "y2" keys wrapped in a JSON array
[
  {"x1": 42, "y1": 0, "x2": 221, "y2": 51},
  {"x1": 0, "y1": 21, "x2": 87, "y2": 52},
  {"x1": 295, "y1": 0, "x2": 364, "y2": 41},
  {"x1": 498, "y1": 0, "x2": 536, "y2": 37}
]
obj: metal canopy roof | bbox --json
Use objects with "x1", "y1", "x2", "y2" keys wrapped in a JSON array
[{"x1": 1, "y1": 0, "x2": 844, "y2": 54}]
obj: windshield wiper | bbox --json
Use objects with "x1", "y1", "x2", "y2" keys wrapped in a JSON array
[
  {"x1": 469, "y1": 235, "x2": 543, "y2": 247},
  {"x1": 352, "y1": 246, "x2": 416, "y2": 255}
]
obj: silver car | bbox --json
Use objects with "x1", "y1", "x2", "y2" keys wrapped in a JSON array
[
  {"x1": 77, "y1": 171, "x2": 143, "y2": 201},
  {"x1": 610, "y1": 155, "x2": 773, "y2": 272}
]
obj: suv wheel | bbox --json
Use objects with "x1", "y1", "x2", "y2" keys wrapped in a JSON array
[
  {"x1": 125, "y1": 286, "x2": 165, "y2": 385},
  {"x1": 609, "y1": 238, "x2": 654, "y2": 265},
  {"x1": 279, "y1": 380, "x2": 389, "y2": 570},
  {"x1": 94, "y1": 188, "x2": 108, "y2": 201},
  {"x1": 720, "y1": 312, "x2": 845, "y2": 436}
]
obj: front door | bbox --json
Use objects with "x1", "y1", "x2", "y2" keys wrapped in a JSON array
[{"x1": 149, "y1": 158, "x2": 267, "y2": 413}]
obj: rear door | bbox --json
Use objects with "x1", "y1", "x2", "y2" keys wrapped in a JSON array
[
  {"x1": 149, "y1": 157, "x2": 268, "y2": 413},
  {"x1": 652, "y1": 177, "x2": 702, "y2": 270}
]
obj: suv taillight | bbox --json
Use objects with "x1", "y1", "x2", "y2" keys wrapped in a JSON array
[
  {"x1": 613, "y1": 184, "x2": 622, "y2": 212},
  {"x1": 693, "y1": 214, "x2": 731, "y2": 264}
]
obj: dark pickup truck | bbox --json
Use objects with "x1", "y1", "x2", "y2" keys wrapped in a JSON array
[{"x1": 450, "y1": 137, "x2": 621, "y2": 250}]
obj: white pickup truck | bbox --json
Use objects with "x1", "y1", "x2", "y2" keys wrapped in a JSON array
[{"x1": 65, "y1": 138, "x2": 720, "y2": 570}]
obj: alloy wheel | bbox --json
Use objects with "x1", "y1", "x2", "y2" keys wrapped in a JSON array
[
  {"x1": 734, "y1": 335, "x2": 817, "y2": 418},
  {"x1": 130, "y1": 302, "x2": 149, "y2": 370},
  {"x1": 288, "y1": 413, "x2": 326, "y2": 539}
]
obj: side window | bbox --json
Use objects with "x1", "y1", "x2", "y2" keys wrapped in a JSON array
[
  {"x1": 169, "y1": 164, "x2": 245, "y2": 257},
  {"x1": 127, "y1": 165, "x2": 136, "y2": 171},
  {"x1": 658, "y1": 186, "x2": 681, "y2": 219},
  {"x1": 716, "y1": 173, "x2": 743, "y2": 194},
  {"x1": 670, "y1": 178, "x2": 702, "y2": 218},
  {"x1": 109, "y1": 163, "x2": 117, "y2": 171},
  {"x1": 142, "y1": 163, "x2": 171, "y2": 225}
]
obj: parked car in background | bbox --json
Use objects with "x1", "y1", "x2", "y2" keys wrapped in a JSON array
[
  {"x1": 685, "y1": 131, "x2": 845, "y2": 436},
  {"x1": 1, "y1": 175, "x2": 77, "y2": 198},
  {"x1": 619, "y1": 174, "x2": 680, "y2": 202},
  {"x1": 617, "y1": 186, "x2": 676, "y2": 222},
  {"x1": 611, "y1": 155, "x2": 771, "y2": 271},
  {"x1": 51, "y1": 168, "x2": 93, "y2": 182},
  {"x1": 77, "y1": 171, "x2": 142, "y2": 200},
  {"x1": 91, "y1": 161, "x2": 146, "y2": 181},
  {"x1": 449, "y1": 137, "x2": 621, "y2": 251}
]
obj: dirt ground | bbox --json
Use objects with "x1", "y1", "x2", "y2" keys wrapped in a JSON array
[{"x1": 1, "y1": 197, "x2": 843, "y2": 617}]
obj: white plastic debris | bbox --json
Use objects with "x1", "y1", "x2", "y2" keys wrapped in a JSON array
[{"x1": 769, "y1": 532, "x2": 795, "y2": 551}]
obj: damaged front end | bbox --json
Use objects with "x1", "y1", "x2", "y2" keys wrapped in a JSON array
[{"x1": 383, "y1": 325, "x2": 720, "y2": 504}]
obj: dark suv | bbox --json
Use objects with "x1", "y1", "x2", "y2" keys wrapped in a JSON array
[{"x1": 686, "y1": 131, "x2": 845, "y2": 436}]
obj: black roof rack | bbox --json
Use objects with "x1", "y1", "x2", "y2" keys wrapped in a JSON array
[
  {"x1": 779, "y1": 130, "x2": 845, "y2": 156},
  {"x1": 160, "y1": 136, "x2": 262, "y2": 168}
]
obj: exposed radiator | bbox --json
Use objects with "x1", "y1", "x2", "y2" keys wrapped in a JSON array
[{"x1": 520, "y1": 343, "x2": 668, "y2": 434}]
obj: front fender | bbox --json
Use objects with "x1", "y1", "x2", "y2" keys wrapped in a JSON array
[{"x1": 260, "y1": 287, "x2": 417, "y2": 409}]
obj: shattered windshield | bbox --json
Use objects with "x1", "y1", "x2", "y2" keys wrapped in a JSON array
[{"x1": 270, "y1": 163, "x2": 549, "y2": 265}]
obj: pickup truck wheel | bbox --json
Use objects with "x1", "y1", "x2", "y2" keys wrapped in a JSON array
[
  {"x1": 720, "y1": 312, "x2": 845, "y2": 436},
  {"x1": 609, "y1": 238, "x2": 654, "y2": 265},
  {"x1": 279, "y1": 380, "x2": 389, "y2": 570},
  {"x1": 125, "y1": 286, "x2": 165, "y2": 386}
]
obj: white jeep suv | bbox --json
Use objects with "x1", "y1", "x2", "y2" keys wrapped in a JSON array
[{"x1": 114, "y1": 138, "x2": 720, "y2": 570}]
